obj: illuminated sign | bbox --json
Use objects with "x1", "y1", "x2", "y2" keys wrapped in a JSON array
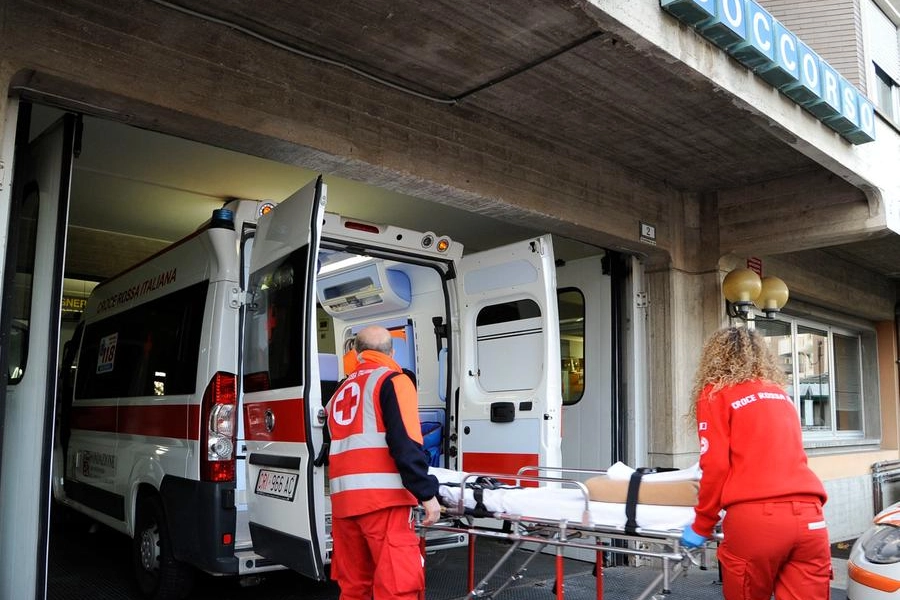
[
  {"x1": 62, "y1": 296, "x2": 87, "y2": 313},
  {"x1": 661, "y1": 0, "x2": 876, "y2": 144}
]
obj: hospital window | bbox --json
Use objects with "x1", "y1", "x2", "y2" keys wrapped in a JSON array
[
  {"x1": 557, "y1": 288, "x2": 585, "y2": 406},
  {"x1": 864, "y1": 0, "x2": 900, "y2": 123},
  {"x1": 754, "y1": 317, "x2": 868, "y2": 442},
  {"x1": 874, "y1": 64, "x2": 898, "y2": 122}
]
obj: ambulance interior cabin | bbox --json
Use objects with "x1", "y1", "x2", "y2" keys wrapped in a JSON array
[{"x1": 314, "y1": 248, "x2": 448, "y2": 472}]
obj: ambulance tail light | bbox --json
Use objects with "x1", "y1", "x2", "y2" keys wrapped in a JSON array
[{"x1": 201, "y1": 372, "x2": 237, "y2": 483}]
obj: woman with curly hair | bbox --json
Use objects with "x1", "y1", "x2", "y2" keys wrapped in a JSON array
[{"x1": 680, "y1": 326, "x2": 831, "y2": 600}]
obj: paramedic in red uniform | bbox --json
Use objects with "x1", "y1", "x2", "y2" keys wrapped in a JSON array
[
  {"x1": 680, "y1": 326, "x2": 830, "y2": 600},
  {"x1": 326, "y1": 325, "x2": 441, "y2": 600}
]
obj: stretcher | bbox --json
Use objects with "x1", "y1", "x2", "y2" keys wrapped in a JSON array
[{"x1": 420, "y1": 464, "x2": 719, "y2": 600}]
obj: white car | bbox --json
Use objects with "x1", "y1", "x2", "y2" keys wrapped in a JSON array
[{"x1": 848, "y1": 502, "x2": 900, "y2": 599}]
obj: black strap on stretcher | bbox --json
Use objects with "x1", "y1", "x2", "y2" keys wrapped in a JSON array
[
  {"x1": 622, "y1": 466, "x2": 679, "y2": 534},
  {"x1": 624, "y1": 470, "x2": 644, "y2": 534}
]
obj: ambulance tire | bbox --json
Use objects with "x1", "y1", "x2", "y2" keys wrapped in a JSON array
[{"x1": 132, "y1": 495, "x2": 194, "y2": 600}]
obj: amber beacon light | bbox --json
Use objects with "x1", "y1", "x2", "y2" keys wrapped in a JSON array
[{"x1": 723, "y1": 268, "x2": 789, "y2": 321}]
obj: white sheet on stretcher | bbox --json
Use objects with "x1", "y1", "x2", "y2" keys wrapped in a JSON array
[{"x1": 429, "y1": 463, "x2": 701, "y2": 533}]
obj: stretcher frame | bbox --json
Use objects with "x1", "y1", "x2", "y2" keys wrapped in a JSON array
[{"x1": 420, "y1": 466, "x2": 718, "y2": 600}]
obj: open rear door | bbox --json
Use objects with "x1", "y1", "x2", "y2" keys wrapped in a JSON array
[
  {"x1": 456, "y1": 235, "x2": 562, "y2": 478},
  {"x1": 0, "y1": 109, "x2": 76, "y2": 598},
  {"x1": 242, "y1": 176, "x2": 327, "y2": 579}
]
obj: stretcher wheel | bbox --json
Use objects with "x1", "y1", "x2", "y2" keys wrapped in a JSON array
[{"x1": 132, "y1": 495, "x2": 194, "y2": 600}]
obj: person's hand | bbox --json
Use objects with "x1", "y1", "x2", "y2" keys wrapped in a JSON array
[
  {"x1": 420, "y1": 497, "x2": 441, "y2": 526},
  {"x1": 680, "y1": 525, "x2": 708, "y2": 549}
]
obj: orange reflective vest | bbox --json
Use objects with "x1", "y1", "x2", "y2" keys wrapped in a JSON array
[{"x1": 327, "y1": 362, "x2": 417, "y2": 518}]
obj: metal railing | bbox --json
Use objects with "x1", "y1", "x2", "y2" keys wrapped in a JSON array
[{"x1": 872, "y1": 460, "x2": 900, "y2": 513}]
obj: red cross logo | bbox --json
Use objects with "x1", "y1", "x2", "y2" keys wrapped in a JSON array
[{"x1": 332, "y1": 382, "x2": 360, "y2": 426}]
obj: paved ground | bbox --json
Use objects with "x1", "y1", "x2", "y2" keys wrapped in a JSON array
[{"x1": 47, "y1": 514, "x2": 849, "y2": 600}]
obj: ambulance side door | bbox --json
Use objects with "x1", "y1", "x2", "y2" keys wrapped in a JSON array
[
  {"x1": 456, "y1": 235, "x2": 562, "y2": 476},
  {"x1": 556, "y1": 254, "x2": 613, "y2": 470},
  {"x1": 242, "y1": 176, "x2": 327, "y2": 579}
]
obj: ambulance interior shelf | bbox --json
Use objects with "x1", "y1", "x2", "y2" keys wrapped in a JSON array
[{"x1": 317, "y1": 259, "x2": 411, "y2": 319}]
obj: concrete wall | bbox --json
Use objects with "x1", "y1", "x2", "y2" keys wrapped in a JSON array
[{"x1": 824, "y1": 474, "x2": 875, "y2": 540}]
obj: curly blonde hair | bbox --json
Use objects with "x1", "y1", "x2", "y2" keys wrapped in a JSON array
[{"x1": 691, "y1": 326, "x2": 786, "y2": 405}]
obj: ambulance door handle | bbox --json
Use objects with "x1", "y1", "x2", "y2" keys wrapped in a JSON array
[
  {"x1": 316, "y1": 408, "x2": 326, "y2": 426},
  {"x1": 467, "y1": 369, "x2": 480, "y2": 377}
]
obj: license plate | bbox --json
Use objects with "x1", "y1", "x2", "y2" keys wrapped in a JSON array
[{"x1": 254, "y1": 469, "x2": 298, "y2": 501}]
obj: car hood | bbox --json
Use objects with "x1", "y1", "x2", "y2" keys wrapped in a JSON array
[{"x1": 873, "y1": 504, "x2": 900, "y2": 526}]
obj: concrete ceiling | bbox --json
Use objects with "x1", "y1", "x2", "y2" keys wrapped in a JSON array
[
  {"x1": 157, "y1": 0, "x2": 821, "y2": 192},
  {"x1": 35, "y1": 106, "x2": 555, "y2": 282},
  {"x1": 28, "y1": 0, "x2": 900, "y2": 286}
]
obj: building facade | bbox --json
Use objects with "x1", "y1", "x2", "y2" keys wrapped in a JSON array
[{"x1": 0, "y1": 0, "x2": 898, "y2": 594}]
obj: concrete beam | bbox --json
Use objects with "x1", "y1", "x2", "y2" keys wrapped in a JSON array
[
  {"x1": 718, "y1": 170, "x2": 879, "y2": 257},
  {"x1": 0, "y1": 0, "x2": 680, "y2": 261},
  {"x1": 761, "y1": 250, "x2": 896, "y2": 321}
]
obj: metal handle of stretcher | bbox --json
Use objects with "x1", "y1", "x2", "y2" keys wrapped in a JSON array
[
  {"x1": 517, "y1": 465, "x2": 610, "y2": 478},
  {"x1": 455, "y1": 471, "x2": 594, "y2": 526}
]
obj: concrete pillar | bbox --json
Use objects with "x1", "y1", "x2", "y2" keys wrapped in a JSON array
[{"x1": 645, "y1": 196, "x2": 724, "y2": 468}]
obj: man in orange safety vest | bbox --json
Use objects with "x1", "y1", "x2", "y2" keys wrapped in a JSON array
[{"x1": 327, "y1": 325, "x2": 441, "y2": 599}]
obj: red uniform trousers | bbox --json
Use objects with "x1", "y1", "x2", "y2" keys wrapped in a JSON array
[
  {"x1": 718, "y1": 499, "x2": 831, "y2": 600},
  {"x1": 330, "y1": 505, "x2": 424, "y2": 600}
]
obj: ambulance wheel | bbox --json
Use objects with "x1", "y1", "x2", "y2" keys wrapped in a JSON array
[{"x1": 132, "y1": 495, "x2": 194, "y2": 600}]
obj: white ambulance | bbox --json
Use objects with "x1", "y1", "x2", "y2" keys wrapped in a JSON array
[{"x1": 52, "y1": 175, "x2": 621, "y2": 598}]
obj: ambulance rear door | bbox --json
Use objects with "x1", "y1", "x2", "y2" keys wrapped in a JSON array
[
  {"x1": 456, "y1": 235, "x2": 562, "y2": 477},
  {"x1": 242, "y1": 176, "x2": 327, "y2": 579}
]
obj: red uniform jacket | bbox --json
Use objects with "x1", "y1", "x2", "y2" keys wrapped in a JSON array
[{"x1": 692, "y1": 379, "x2": 827, "y2": 537}]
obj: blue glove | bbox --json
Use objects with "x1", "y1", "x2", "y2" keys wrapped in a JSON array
[{"x1": 681, "y1": 525, "x2": 708, "y2": 549}]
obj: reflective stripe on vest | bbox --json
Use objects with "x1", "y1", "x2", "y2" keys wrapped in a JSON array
[{"x1": 330, "y1": 472, "x2": 405, "y2": 494}]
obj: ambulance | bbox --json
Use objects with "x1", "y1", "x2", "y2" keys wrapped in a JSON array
[{"x1": 52, "y1": 175, "x2": 622, "y2": 599}]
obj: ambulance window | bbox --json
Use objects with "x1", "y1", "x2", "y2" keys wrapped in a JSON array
[
  {"x1": 74, "y1": 281, "x2": 207, "y2": 399},
  {"x1": 243, "y1": 247, "x2": 310, "y2": 391},
  {"x1": 6, "y1": 184, "x2": 40, "y2": 385},
  {"x1": 475, "y1": 299, "x2": 541, "y2": 325},
  {"x1": 475, "y1": 299, "x2": 542, "y2": 392},
  {"x1": 558, "y1": 289, "x2": 585, "y2": 405}
]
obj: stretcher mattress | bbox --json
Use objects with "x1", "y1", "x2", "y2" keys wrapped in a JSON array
[{"x1": 430, "y1": 462, "x2": 701, "y2": 533}]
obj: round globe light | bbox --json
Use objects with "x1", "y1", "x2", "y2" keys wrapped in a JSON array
[
  {"x1": 755, "y1": 276, "x2": 789, "y2": 311},
  {"x1": 723, "y1": 268, "x2": 762, "y2": 304}
]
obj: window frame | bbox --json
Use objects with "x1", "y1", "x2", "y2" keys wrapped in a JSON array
[
  {"x1": 74, "y1": 280, "x2": 208, "y2": 399},
  {"x1": 755, "y1": 312, "x2": 879, "y2": 450},
  {"x1": 873, "y1": 63, "x2": 899, "y2": 122},
  {"x1": 557, "y1": 287, "x2": 586, "y2": 407},
  {"x1": 243, "y1": 246, "x2": 310, "y2": 392},
  {"x1": 863, "y1": 0, "x2": 900, "y2": 126}
]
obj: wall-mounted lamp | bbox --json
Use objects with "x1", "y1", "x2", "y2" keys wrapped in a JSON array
[{"x1": 722, "y1": 268, "x2": 789, "y2": 321}]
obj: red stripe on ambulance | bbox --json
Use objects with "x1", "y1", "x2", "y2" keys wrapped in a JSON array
[
  {"x1": 69, "y1": 404, "x2": 202, "y2": 440},
  {"x1": 462, "y1": 452, "x2": 540, "y2": 487}
]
